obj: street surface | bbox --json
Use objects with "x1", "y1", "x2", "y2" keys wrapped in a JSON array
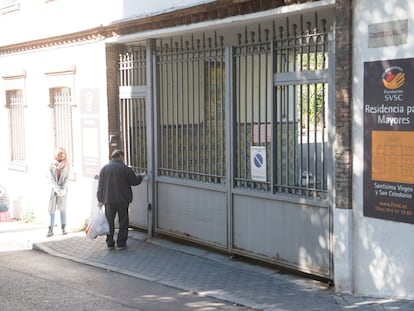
[
  {"x1": 3, "y1": 221, "x2": 414, "y2": 311},
  {"x1": 0, "y1": 221, "x2": 253, "y2": 311}
]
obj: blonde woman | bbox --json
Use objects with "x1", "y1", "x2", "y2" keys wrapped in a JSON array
[{"x1": 47, "y1": 147, "x2": 70, "y2": 237}]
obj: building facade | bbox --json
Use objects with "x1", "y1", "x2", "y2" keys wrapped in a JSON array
[{"x1": 1, "y1": 0, "x2": 413, "y2": 298}]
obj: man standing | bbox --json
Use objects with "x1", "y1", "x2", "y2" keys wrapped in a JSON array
[{"x1": 97, "y1": 150, "x2": 143, "y2": 249}]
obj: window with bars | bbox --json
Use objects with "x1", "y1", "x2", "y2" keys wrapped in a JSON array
[
  {"x1": 5, "y1": 89, "x2": 26, "y2": 163},
  {"x1": 49, "y1": 87, "x2": 74, "y2": 166}
]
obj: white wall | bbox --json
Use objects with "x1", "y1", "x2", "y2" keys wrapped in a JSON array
[
  {"x1": 120, "y1": 0, "x2": 214, "y2": 20},
  {"x1": 0, "y1": 0, "x2": 213, "y2": 46},
  {"x1": 0, "y1": 40, "x2": 108, "y2": 229},
  {"x1": 353, "y1": 0, "x2": 414, "y2": 298},
  {"x1": 5, "y1": 0, "x2": 414, "y2": 298}
]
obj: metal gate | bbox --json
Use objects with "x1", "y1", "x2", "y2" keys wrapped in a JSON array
[
  {"x1": 230, "y1": 17, "x2": 332, "y2": 278},
  {"x1": 118, "y1": 45, "x2": 150, "y2": 229},
  {"x1": 118, "y1": 12, "x2": 333, "y2": 278},
  {"x1": 233, "y1": 20, "x2": 329, "y2": 198}
]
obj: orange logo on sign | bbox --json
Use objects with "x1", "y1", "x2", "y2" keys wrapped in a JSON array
[{"x1": 382, "y1": 66, "x2": 405, "y2": 89}]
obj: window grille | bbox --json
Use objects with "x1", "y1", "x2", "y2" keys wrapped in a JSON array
[
  {"x1": 233, "y1": 29, "x2": 273, "y2": 192},
  {"x1": 119, "y1": 14, "x2": 330, "y2": 199},
  {"x1": 119, "y1": 45, "x2": 148, "y2": 173},
  {"x1": 49, "y1": 87, "x2": 74, "y2": 165},
  {"x1": 6, "y1": 90, "x2": 26, "y2": 162},
  {"x1": 155, "y1": 35, "x2": 226, "y2": 184},
  {"x1": 120, "y1": 97, "x2": 147, "y2": 172},
  {"x1": 234, "y1": 17, "x2": 329, "y2": 199},
  {"x1": 119, "y1": 47, "x2": 146, "y2": 86}
]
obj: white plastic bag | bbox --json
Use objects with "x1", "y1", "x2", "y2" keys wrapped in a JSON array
[{"x1": 85, "y1": 207, "x2": 110, "y2": 239}]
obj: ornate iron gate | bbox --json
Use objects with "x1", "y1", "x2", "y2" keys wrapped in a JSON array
[
  {"x1": 233, "y1": 17, "x2": 329, "y2": 198},
  {"x1": 155, "y1": 35, "x2": 226, "y2": 184},
  {"x1": 118, "y1": 12, "x2": 333, "y2": 278},
  {"x1": 118, "y1": 45, "x2": 150, "y2": 229},
  {"x1": 119, "y1": 45, "x2": 148, "y2": 172}
]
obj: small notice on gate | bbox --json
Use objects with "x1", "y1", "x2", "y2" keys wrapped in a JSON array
[{"x1": 251, "y1": 146, "x2": 267, "y2": 182}]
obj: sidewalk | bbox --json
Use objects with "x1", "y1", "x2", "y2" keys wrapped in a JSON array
[{"x1": 20, "y1": 225, "x2": 414, "y2": 311}]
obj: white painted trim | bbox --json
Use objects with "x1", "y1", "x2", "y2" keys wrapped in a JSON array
[
  {"x1": 0, "y1": 1, "x2": 19, "y2": 15},
  {"x1": 106, "y1": 0, "x2": 335, "y2": 44},
  {"x1": 2, "y1": 70, "x2": 26, "y2": 80},
  {"x1": 44, "y1": 65, "x2": 76, "y2": 77}
]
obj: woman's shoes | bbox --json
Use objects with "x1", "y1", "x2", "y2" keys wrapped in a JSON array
[
  {"x1": 47, "y1": 225, "x2": 67, "y2": 237},
  {"x1": 46, "y1": 226, "x2": 53, "y2": 237}
]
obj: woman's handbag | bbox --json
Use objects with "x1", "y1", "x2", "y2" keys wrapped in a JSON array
[{"x1": 85, "y1": 207, "x2": 110, "y2": 239}]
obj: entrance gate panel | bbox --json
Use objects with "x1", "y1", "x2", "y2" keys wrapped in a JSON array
[
  {"x1": 155, "y1": 36, "x2": 226, "y2": 184},
  {"x1": 231, "y1": 16, "x2": 332, "y2": 278},
  {"x1": 119, "y1": 45, "x2": 149, "y2": 229},
  {"x1": 157, "y1": 181, "x2": 227, "y2": 248},
  {"x1": 153, "y1": 35, "x2": 228, "y2": 244},
  {"x1": 233, "y1": 195, "x2": 330, "y2": 277}
]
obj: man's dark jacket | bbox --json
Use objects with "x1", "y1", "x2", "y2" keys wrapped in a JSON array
[{"x1": 97, "y1": 159, "x2": 142, "y2": 204}]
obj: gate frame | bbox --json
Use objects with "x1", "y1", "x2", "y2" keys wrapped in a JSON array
[{"x1": 117, "y1": 7, "x2": 337, "y2": 281}]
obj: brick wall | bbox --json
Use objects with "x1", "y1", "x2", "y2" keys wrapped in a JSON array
[
  {"x1": 334, "y1": 0, "x2": 353, "y2": 209},
  {"x1": 105, "y1": 44, "x2": 125, "y2": 158}
]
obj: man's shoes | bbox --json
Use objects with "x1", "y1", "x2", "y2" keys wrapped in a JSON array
[
  {"x1": 106, "y1": 237, "x2": 115, "y2": 249},
  {"x1": 117, "y1": 244, "x2": 127, "y2": 250}
]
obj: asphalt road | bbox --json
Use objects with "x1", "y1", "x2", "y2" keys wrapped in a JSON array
[{"x1": 0, "y1": 222, "x2": 254, "y2": 311}]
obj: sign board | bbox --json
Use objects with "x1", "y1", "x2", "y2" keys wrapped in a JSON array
[
  {"x1": 250, "y1": 146, "x2": 267, "y2": 182},
  {"x1": 80, "y1": 89, "x2": 101, "y2": 178},
  {"x1": 368, "y1": 20, "x2": 407, "y2": 48},
  {"x1": 363, "y1": 58, "x2": 414, "y2": 224}
]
